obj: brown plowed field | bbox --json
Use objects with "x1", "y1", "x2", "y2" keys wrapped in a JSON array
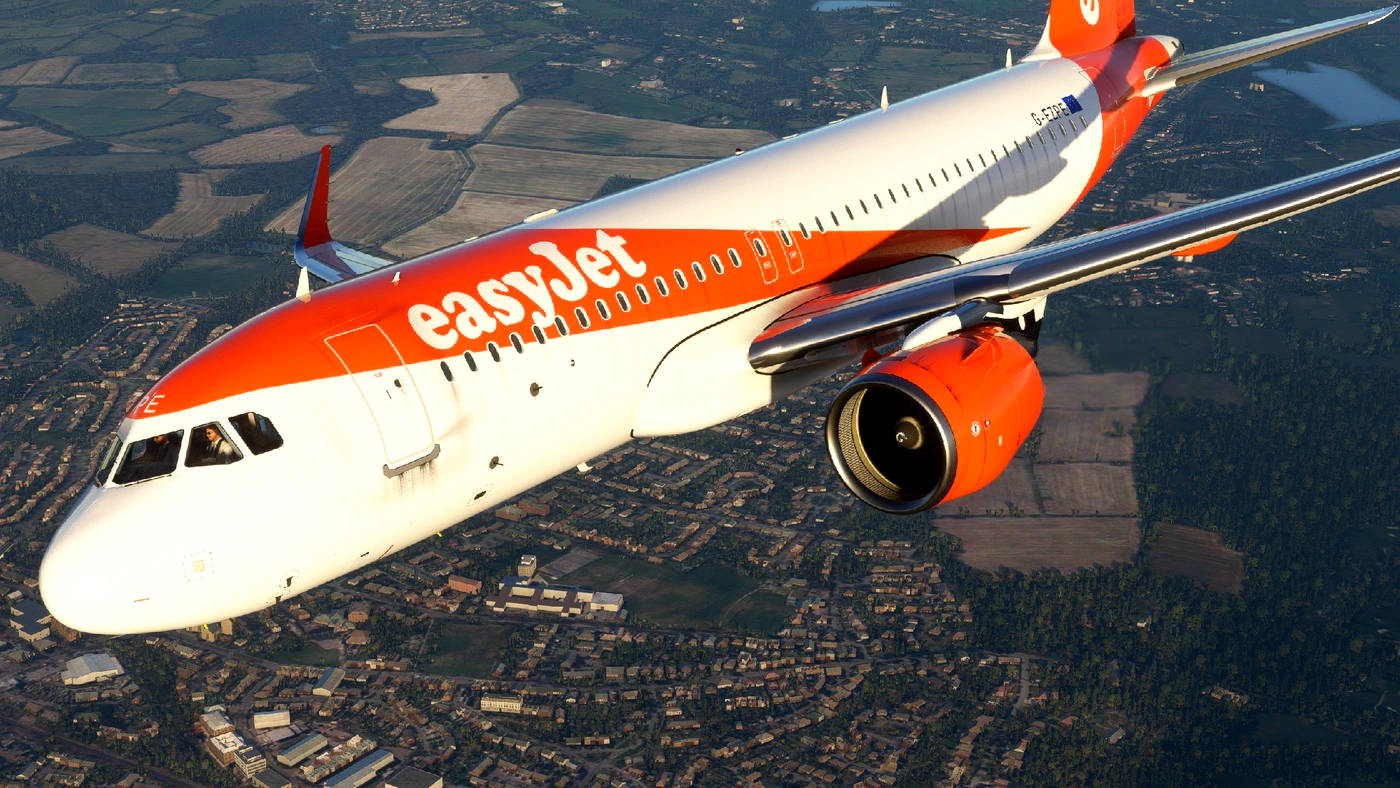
[
  {"x1": 1036, "y1": 408, "x2": 1136, "y2": 463},
  {"x1": 0, "y1": 250, "x2": 77, "y2": 305},
  {"x1": 937, "y1": 517, "x2": 1139, "y2": 573},
  {"x1": 142, "y1": 171, "x2": 261, "y2": 239},
  {"x1": 179, "y1": 78, "x2": 309, "y2": 128},
  {"x1": 1043, "y1": 371, "x2": 1150, "y2": 410},
  {"x1": 1146, "y1": 524, "x2": 1244, "y2": 593},
  {"x1": 0, "y1": 126, "x2": 70, "y2": 160},
  {"x1": 938, "y1": 457, "x2": 1040, "y2": 516},
  {"x1": 1034, "y1": 464, "x2": 1138, "y2": 516},
  {"x1": 0, "y1": 57, "x2": 79, "y2": 85},
  {"x1": 41, "y1": 224, "x2": 179, "y2": 275}
]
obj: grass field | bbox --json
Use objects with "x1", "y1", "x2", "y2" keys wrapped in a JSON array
[
  {"x1": 384, "y1": 72, "x2": 519, "y2": 135},
  {"x1": 0, "y1": 126, "x2": 71, "y2": 160},
  {"x1": 1036, "y1": 409, "x2": 1136, "y2": 463},
  {"x1": 0, "y1": 250, "x2": 77, "y2": 305},
  {"x1": 384, "y1": 191, "x2": 575, "y2": 257},
  {"x1": 63, "y1": 62, "x2": 177, "y2": 84},
  {"x1": 180, "y1": 78, "x2": 309, "y2": 128},
  {"x1": 721, "y1": 590, "x2": 790, "y2": 634},
  {"x1": 1145, "y1": 524, "x2": 1244, "y2": 594},
  {"x1": 265, "y1": 136, "x2": 467, "y2": 244},
  {"x1": 10, "y1": 86, "x2": 222, "y2": 136},
  {"x1": 1034, "y1": 464, "x2": 1138, "y2": 516},
  {"x1": 489, "y1": 101, "x2": 773, "y2": 157},
  {"x1": 938, "y1": 517, "x2": 1140, "y2": 574},
  {"x1": 269, "y1": 642, "x2": 340, "y2": 667},
  {"x1": 250, "y1": 52, "x2": 316, "y2": 80},
  {"x1": 422, "y1": 621, "x2": 513, "y2": 677},
  {"x1": 0, "y1": 56, "x2": 79, "y2": 85},
  {"x1": 178, "y1": 57, "x2": 250, "y2": 80},
  {"x1": 1035, "y1": 342, "x2": 1093, "y2": 375},
  {"x1": 42, "y1": 224, "x2": 179, "y2": 275},
  {"x1": 557, "y1": 554, "x2": 760, "y2": 628},
  {"x1": 143, "y1": 253, "x2": 284, "y2": 298},
  {"x1": 4, "y1": 152, "x2": 191, "y2": 173},
  {"x1": 109, "y1": 121, "x2": 226, "y2": 153},
  {"x1": 1043, "y1": 372, "x2": 1151, "y2": 410},
  {"x1": 190, "y1": 124, "x2": 341, "y2": 166},
  {"x1": 464, "y1": 142, "x2": 696, "y2": 200},
  {"x1": 142, "y1": 172, "x2": 262, "y2": 239}
]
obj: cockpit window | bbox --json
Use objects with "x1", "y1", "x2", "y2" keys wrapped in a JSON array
[
  {"x1": 94, "y1": 434, "x2": 121, "y2": 486},
  {"x1": 186, "y1": 422, "x2": 243, "y2": 467},
  {"x1": 229, "y1": 412, "x2": 283, "y2": 455},
  {"x1": 112, "y1": 430, "x2": 184, "y2": 485}
]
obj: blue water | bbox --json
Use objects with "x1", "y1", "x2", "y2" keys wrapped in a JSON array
[{"x1": 812, "y1": 0, "x2": 901, "y2": 11}]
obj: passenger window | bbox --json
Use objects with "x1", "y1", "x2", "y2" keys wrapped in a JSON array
[
  {"x1": 510, "y1": 333, "x2": 524, "y2": 353},
  {"x1": 815, "y1": 216, "x2": 825, "y2": 233},
  {"x1": 710, "y1": 254, "x2": 724, "y2": 274},
  {"x1": 574, "y1": 307, "x2": 590, "y2": 329},
  {"x1": 859, "y1": 199, "x2": 869, "y2": 214},
  {"x1": 616, "y1": 292, "x2": 631, "y2": 312},
  {"x1": 778, "y1": 227, "x2": 792, "y2": 246},
  {"x1": 953, "y1": 162, "x2": 962, "y2": 177},
  {"x1": 727, "y1": 248, "x2": 741, "y2": 268},
  {"x1": 553, "y1": 315, "x2": 569, "y2": 337},
  {"x1": 440, "y1": 360, "x2": 454, "y2": 382},
  {"x1": 799, "y1": 223, "x2": 810, "y2": 239},
  {"x1": 596, "y1": 299, "x2": 611, "y2": 321},
  {"x1": 113, "y1": 430, "x2": 184, "y2": 484},
  {"x1": 691, "y1": 261, "x2": 705, "y2": 282},
  {"x1": 187, "y1": 422, "x2": 242, "y2": 467},
  {"x1": 488, "y1": 342, "x2": 501, "y2": 362},
  {"x1": 634, "y1": 283, "x2": 650, "y2": 305},
  {"x1": 871, "y1": 195, "x2": 881, "y2": 210},
  {"x1": 674, "y1": 270, "x2": 688, "y2": 289},
  {"x1": 845, "y1": 205, "x2": 854, "y2": 220},
  {"x1": 654, "y1": 276, "x2": 669, "y2": 297},
  {"x1": 464, "y1": 351, "x2": 478, "y2": 371},
  {"x1": 902, "y1": 184, "x2": 910, "y2": 198},
  {"x1": 532, "y1": 325, "x2": 547, "y2": 344},
  {"x1": 752, "y1": 237, "x2": 767, "y2": 257},
  {"x1": 887, "y1": 188, "x2": 897, "y2": 204}
]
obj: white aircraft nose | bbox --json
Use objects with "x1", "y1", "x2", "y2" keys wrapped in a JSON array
[{"x1": 39, "y1": 530, "x2": 124, "y2": 634}]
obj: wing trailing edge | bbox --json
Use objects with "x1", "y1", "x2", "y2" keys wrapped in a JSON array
[
  {"x1": 295, "y1": 145, "x2": 396, "y2": 284},
  {"x1": 1141, "y1": 7, "x2": 1396, "y2": 97},
  {"x1": 750, "y1": 147, "x2": 1400, "y2": 372}
]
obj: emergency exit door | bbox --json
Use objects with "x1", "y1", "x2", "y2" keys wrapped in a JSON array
[{"x1": 325, "y1": 325, "x2": 438, "y2": 475}]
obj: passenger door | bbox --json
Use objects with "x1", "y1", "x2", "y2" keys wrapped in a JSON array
[{"x1": 324, "y1": 325, "x2": 438, "y2": 474}]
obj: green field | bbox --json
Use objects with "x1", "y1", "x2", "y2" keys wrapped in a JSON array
[
  {"x1": 558, "y1": 554, "x2": 766, "y2": 629},
  {"x1": 11, "y1": 87, "x2": 223, "y2": 136},
  {"x1": 179, "y1": 57, "x2": 251, "y2": 80},
  {"x1": 721, "y1": 590, "x2": 790, "y2": 634},
  {"x1": 4, "y1": 152, "x2": 192, "y2": 174},
  {"x1": 270, "y1": 642, "x2": 340, "y2": 667},
  {"x1": 251, "y1": 52, "x2": 315, "y2": 79},
  {"x1": 143, "y1": 253, "x2": 284, "y2": 299},
  {"x1": 421, "y1": 621, "x2": 513, "y2": 677},
  {"x1": 111, "y1": 122, "x2": 227, "y2": 153}
]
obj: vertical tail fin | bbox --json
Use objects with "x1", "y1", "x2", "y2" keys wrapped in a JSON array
[{"x1": 1027, "y1": 0, "x2": 1137, "y2": 60}]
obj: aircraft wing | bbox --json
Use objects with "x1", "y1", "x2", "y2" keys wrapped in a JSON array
[
  {"x1": 749, "y1": 147, "x2": 1400, "y2": 373},
  {"x1": 295, "y1": 145, "x2": 396, "y2": 284},
  {"x1": 1141, "y1": 7, "x2": 1395, "y2": 97}
]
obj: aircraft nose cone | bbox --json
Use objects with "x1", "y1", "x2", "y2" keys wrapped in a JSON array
[{"x1": 39, "y1": 534, "x2": 113, "y2": 634}]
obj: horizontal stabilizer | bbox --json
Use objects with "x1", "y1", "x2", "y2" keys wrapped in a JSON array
[
  {"x1": 751, "y1": 147, "x2": 1400, "y2": 372},
  {"x1": 1142, "y1": 7, "x2": 1395, "y2": 97},
  {"x1": 295, "y1": 145, "x2": 396, "y2": 284}
]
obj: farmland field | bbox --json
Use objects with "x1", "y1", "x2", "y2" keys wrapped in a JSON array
[
  {"x1": 10, "y1": 86, "x2": 221, "y2": 136},
  {"x1": 0, "y1": 126, "x2": 71, "y2": 160},
  {"x1": 383, "y1": 192, "x2": 574, "y2": 258},
  {"x1": 265, "y1": 137, "x2": 467, "y2": 245},
  {"x1": 1145, "y1": 524, "x2": 1245, "y2": 594},
  {"x1": 383, "y1": 72, "x2": 519, "y2": 135},
  {"x1": 1036, "y1": 408, "x2": 1136, "y2": 463},
  {"x1": 41, "y1": 224, "x2": 179, "y2": 276},
  {"x1": 937, "y1": 456, "x2": 1040, "y2": 516},
  {"x1": 108, "y1": 122, "x2": 226, "y2": 153},
  {"x1": 938, "y1": 517, "x2": 1140, "y2": 574},
  {"x1": 0, "y1": 251, "x2": 77, "y2": 305},
  {"x1": 142, "y1": 171, "x2": 262, "y2": 239},
  {"x1": 1034, "y1": 464, "x2": 1138, "y2": 516},
  {"x1": 143, "y1": 253, "x2": 285, "y2": 299},
  {"x1": 488, "y1": 101, "x2": 773, "y2": 157},
  {"x1": 464, "y1": 143, "x2": 697, "y2": 200},
  {"x1": 63, "y1": 62, "x2": 177, "y2": 84},
  {"x1": 1042, "y1": 371, "x2": 1150, "y2": 410},
  {"x1": 1035, "y1": 342, "x2": 1093, "y2": 375},
  {"x1": 190, "y1": 125, "x2": 341, "y2": 166},
  {"x1": 0, "y1": 56, "x2": 79, "y2": 85},
  {"x1": 180, "y1": 78, "x2": 309, "y2": 128}
]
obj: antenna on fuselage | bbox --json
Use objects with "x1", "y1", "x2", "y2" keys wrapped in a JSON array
[
  {"x1": 880, "y1": 85, "x2": 888, "y2": 112},
  {"x1": 1006, "y1": 48, "x2": 1013, "y2": 69}
]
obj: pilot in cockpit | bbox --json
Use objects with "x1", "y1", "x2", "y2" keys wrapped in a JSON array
[{"x1": 188, "y1": 423, "x2": 242, "y2": 467}]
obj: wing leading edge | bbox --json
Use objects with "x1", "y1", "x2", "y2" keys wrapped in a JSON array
[{"x1": 750, "y1": 147, "x2": 1400, "y2": 373}]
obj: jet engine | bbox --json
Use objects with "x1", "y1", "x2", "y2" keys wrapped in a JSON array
[{"x1": 825, "y1": 325, "x2": 1044, "y2": 513}]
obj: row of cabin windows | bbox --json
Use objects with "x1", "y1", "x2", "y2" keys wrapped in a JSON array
[
  {"x1": 791, "y1": 114, "x2": 1090, "y2": 240},
  {"x1": 446, "y1": 244, "x2": 745, "y2": 377}
]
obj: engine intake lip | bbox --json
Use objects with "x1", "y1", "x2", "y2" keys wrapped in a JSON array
[{"x1": 825, "y1": 371, "x2": 958, "y2": 514}]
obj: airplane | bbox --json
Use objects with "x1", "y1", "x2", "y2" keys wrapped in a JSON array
[{"x1": 38, "y1": 0, "x2": 1400, "y2": 635}]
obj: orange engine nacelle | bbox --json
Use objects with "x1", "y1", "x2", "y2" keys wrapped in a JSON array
[{"x1": 825, "y1": 325, "x2": 1044, "y2": 514}]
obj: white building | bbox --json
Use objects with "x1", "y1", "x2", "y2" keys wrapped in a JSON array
[
  {"x1": 60, "y1": 653, "x2": 124, "y2": 686},
  {"x1": 252, "y1": 709, "x2": 291, "y2": 730}
]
